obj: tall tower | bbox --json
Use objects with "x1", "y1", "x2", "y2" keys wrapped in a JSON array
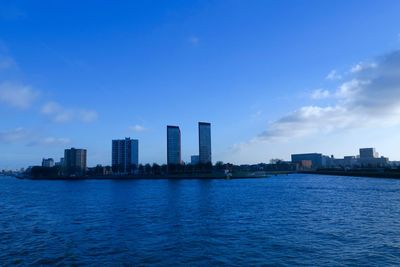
[
  {"x1": 198, "y1": 122, "x2": 211, "y2": 164},
  {"x1": 64, "y1": 148, "x2": 87, "y2": 175},
  {"x1": 167, "y1": 125, "x2": 181, "y2": 165}
]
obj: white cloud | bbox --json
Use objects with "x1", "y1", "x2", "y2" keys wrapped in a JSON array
[
  {"x1": 0, "y1": 127, "x2": 29, "y2": 143},
  {"x1": 326, "y1": 70, "x2": 341, "y2": 80},
  {"x1": 41, "y1": 101, "x2": 98, "y2": 123},
  {"x1": 129, "y1": 124, "x2": 147, "y2": 133},
  {"x1": 0, "y1": 128, "x2": 69, "y2": 146},
  {"x1": 41, "y1": 102, "x2": 72, "y2": 122},
  {"x1": 311, "y1": 80, "x2": 367, "y2": 100},
  {"x1": 350, "y1": 61, "x2": 377, "y2": 73},
  {"x1": 257, "y1": 50, "x2": 400, "y2": 142},
  {"x1": 0, "y1": 82, "x2": 39, "y2": 109},
  {"x1": 80, "y1": 110, "x2": 98, "y2": 122},
  {"x1": 311, "y1": 89, "x2": 331, "y2": 99},
  {"x1": 335, "y1": 79, "x2": 366, "y2": 99},
  {"x1": 27, "y1": 136, "x2": 70, "y2": 146},
  {"x1": 42, "y1": 137, "x2": 70, "y2": 145}
]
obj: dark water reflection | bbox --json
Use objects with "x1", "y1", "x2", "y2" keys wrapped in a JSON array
[{"x1": 1, "y1": 174, "x2": 400, "y2": 265}]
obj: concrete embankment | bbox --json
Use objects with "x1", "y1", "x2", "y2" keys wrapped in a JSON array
[{"x1": 300, "y1": 170, "x2": 400, "y2": 179}]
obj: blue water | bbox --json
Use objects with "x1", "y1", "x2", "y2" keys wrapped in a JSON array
[{"x1": 1, "y1": 174, "x2": 400, "y2": 266}]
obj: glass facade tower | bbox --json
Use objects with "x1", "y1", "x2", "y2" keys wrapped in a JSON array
[
  {"x1": 167, "y1": 126, "x2": 181, "y2": 165},
  {"x1": 198, "y1": 122, "x2": 212, "y2": 164}
]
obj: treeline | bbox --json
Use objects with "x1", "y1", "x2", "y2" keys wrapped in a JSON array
[
  {"x1": 27, "y1": 161, "x2": 297, "y2": 178},
  {"x1": 110, "y1": 161, "x2": 296, "y2": 176},
  {"x1": 111, "y1": 162, "x2": 217, "y2": 176},
  {"x1": 29, "y1": 166, "x2": 61, "y2": 178}
]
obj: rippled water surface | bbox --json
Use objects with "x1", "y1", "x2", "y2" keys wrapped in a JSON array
[{"x1": 1, "y1": 174, "x2": 400, "y2": 266}]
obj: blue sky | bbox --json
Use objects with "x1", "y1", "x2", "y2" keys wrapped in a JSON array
[{"x1": 1, "y1": 0, "x2": 400, "y2": 169}]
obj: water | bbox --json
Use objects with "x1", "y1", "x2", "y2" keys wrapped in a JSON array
[{"x1": 1, "y1": 174, "x2": 400, "y2": 266}]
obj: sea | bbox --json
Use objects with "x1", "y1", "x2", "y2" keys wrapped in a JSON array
[{"x1": 1, "y1": 174, "x2": 400, "y2": 266}]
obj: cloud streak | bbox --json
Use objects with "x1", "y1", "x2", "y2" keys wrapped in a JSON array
[
  {"x1": 350, "y1": 61, "x2": 377, "y2": 73},
  {"x1": 129, "y1": 124, "x2": 147, "y2": 133},
  {"x1": 0, "y1": 127, "x2": 29, "y2": 143},
  {"x1": 311, "y1": 89, "x2": 331, "y2": 100},
  {"x1": 326, "y1": 70, "x2": 341, "y2": 80},
  {"x1": 27, "y1": 136, "x2": 70, "y2": 146},
  {"x1": 41, "y1": 101, "x2": 98, "y2": 123},
  {"x1": 0, "y1": 128, "x2": 69, "y2": 146},
  {"x1": 0, "y1": 82, "x2": 39, "y2": 109}
]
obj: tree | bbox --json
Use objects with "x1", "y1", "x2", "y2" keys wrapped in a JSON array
[
  {"x1": 152, "y1": 163, "x2": 161, "y2": 175},
  {"x1": 30, "y1": 166, "x2": 61, "y2": 178},
  {"x1": 161, "y1": 164, "x2": 168, "y2": 175},
  {"x1": 138, "y1": 164, "x2": 144, "y2": 175},
  {"x1": 145, "y1": 164, "x2": 152, "y2": 175},
  {"x1": 215, "y1": 161, "x2": 224, "y2": 171},
  {"x1": 270, "y1": 158, "x2": 284, "y2": 164}
]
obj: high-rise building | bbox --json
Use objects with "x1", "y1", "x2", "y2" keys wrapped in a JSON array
[
  {"x1": 198, "y1": 122, "x2": 212, "y2": 164},
  {"x1": 112, "y1": 138, "x2": 139, "y2": 173},
  {"x1": 64, "y1": 148, "x2": 87, "y2": 175},
  {"x1": 42, "y1": 158, "x2": 54, "y2": 168},
  {"x1": 167, "y1": 125, "x2": 181, "y2": 165}
]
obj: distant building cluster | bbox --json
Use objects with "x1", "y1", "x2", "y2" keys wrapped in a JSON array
[
  {"x1": 39, "y1": 148, "x2": 86, "y2": 176},
  {"x1": 291, "y1": 148, "x2": 390, "y2": 170},
  {"x1": 37, "y1": 122, "x2": 212, "y2": 176}
]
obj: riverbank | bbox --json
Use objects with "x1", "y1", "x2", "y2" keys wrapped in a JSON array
[
  {"x1": 15, "y1": 170, "x2": 400, "y2": 180},
  {"x1": 301, "y1": 170, "x2": 400, "y2": 179},
  {"x1": 16, "y1": 172, "x2": 275, "y2": 180}
]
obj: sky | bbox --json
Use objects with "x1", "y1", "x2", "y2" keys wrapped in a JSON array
[{"x1": 1, "y1": 0, "x2": 400, "y2": 169}]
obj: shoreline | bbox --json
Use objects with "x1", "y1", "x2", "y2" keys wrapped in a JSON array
[
  {"x1": 300, "y1": 170, "x2": 400, "y2": 179},
  {"x1": 15, "y1": 173, "x2": 274, "y2": 180},
  {"x1": 11, "y1": 170, "x2": 400, "y2": 180}
]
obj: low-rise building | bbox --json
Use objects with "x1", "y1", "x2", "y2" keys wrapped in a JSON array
[
  {"x1": 191, "y1": 155, "x2": 199, "y2": 165},
  {"x1": 42, "y1": 158, "x2": 54, "y2": 168},
  {"x1": 291, "y1": 153, "x2": 327, "y2": 169}
]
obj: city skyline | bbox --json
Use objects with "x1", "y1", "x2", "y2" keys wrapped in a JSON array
[
  {"x1": 1, "y1": 1, "x2": 400, "y2": 169},
  {"x1": 27, "y1": 144, "x2": 397, "y2": 171}
]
